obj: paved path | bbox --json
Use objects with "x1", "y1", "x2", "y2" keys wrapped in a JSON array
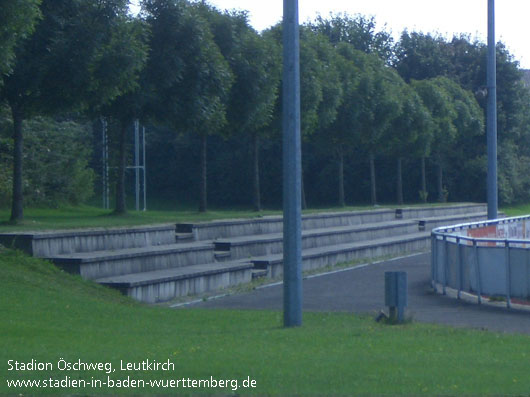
[{"x1": 186, "y1": 253, "x2": 530, "y2": 335}]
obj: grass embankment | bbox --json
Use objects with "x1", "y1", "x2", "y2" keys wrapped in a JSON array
[
  {"x1": 0, "y1": 205, "x2": 282, "y2": 232},
  {"x1": 2, "y1": 248, "x2": 530, "y2": 395},
  {"x1": 502, "y1": 203, "x2": 530, "y2": 217},
  {"x1": 0, "y1": 202, "x2": 483, "y2": 232}
]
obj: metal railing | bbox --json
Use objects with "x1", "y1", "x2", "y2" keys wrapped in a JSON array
[{"x1": 431, "y1": 215, "x2": 530, "y2": 308}]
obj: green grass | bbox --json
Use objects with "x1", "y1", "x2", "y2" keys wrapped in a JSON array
[
  {"x1": 0, "y1": 202, "x2": 485, "y2": 232},
  {"x1": 502, "y1": 203, "x2": 530, "y2": 217},
  {"x1": 0, "y1": 205, "x2": 283, "y2": 232},
  {"x1": 2, "y1": 248, "x2": 530, "y2": 395}
]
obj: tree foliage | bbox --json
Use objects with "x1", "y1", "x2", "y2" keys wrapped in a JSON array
[
  {"x1": 0, "y1": 108, "x2": 94, "y2": 207},
  {"x1": 3, "y1": 5, "x2": 530, "y2": 215},
  {"x1": 1, "y1": 0, "x2": 149, "y2": 221},
  {"x1": 0, "y1": 0, "x2": 41, "y2": 78}
]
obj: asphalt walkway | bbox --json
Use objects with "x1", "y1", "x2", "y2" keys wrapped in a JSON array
[{"x1": 186, "y1": 252, "x2": 530, "y2": 335}]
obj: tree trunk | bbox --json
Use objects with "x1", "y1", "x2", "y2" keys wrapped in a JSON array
[
  {"x1": 397, "y1": 157, "x2": 403, "y2": 205},
  {"x1": 10, "y1": 105, "x2": 24, "y2": 223},
  {"x1": 252, "y1": 133, "x2": 261, "y2": 212},
  {"x1": 114, "y1": 121, "x2": 128, "y2": 215},
  {"x1": 338, "y1": 148, "x2": 345, "y2": 207},
  {"x1": 369, "y1": 152, "x2": 377, "y2": 206},
  {"x1": 301, "y1": 167, "x2": 307, "y2": 210},
  {"x1": 421, "y1": 156, "x2": 427, "y2": 203},
  {"x1": 199, "y1": 133, "x2": 208, "y2": 213},
  {"x1": 437, "y1": 160, "x2": 445, "y2": 203}
]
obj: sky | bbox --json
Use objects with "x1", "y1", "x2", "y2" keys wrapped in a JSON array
[{"x1": 130, "y1": 0, "x2": 530, "y2": 69}]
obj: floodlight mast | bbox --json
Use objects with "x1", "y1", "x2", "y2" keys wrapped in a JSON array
[
  {"x1": 487, "y1": 0, "x2": 498, "y2": 219},
  {"x1": 282, "y1": 0, "x2": 303, "y2": 327}
]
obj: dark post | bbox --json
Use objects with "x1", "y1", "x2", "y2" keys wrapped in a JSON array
[
  {"x1": 385, "y1": 272, "x2": 408, "y2": 323},
  {"x1": 282, "y1": 0, "x2": 302, "y2": 327},
  {"x1": 487, "y1": 0, "x2": 498, "y2": 219}
]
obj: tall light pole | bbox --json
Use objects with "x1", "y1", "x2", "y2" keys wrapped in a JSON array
[
  {"x1": 282, "y1": 0, "x2": 303, "y2": 327},
  {"x1": 487, "y1": 0, "x2": 498, "y2": 219}
]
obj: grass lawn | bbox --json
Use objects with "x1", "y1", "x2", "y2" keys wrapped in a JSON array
[
  {"x1": 502, "y1": 203, "x2": 530, "y2": 217},
  {"x1": 2, "y1": 248, "x2": 530, "y2": 396},
  {"x1": 0, "y1": 202, "x2": 492, "y2": 232}
]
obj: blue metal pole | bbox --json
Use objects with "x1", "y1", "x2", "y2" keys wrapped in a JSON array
[
  {"x1": 487, "y1": 0, "x2": 498, "y2": 219},
  {"x1": 282, "y1": 0, "x2": 302, "y2": 327}
]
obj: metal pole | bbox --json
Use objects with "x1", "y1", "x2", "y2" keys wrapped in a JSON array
[
  {"x1": 505, "y1": 240, "x2": 511, "y2": 308},
  {"x1": 101, "y1": 117, "x2": 109, "y2": 210},
  {"x1": 443, "y1": 236, "x2": 448, "y2": 295},
  {"x1": 102, "y1": 118, "x2": 106, "y2": 209},
  {"x1": 282, "y1": 0, "x2": 302, "y2": 327},
  {"x1": 431, "y1": 234, "x2": 437, "y2": 291},
  {"x1": 142, "y1": 126, "x2": 147, "y2": 211},
  {"x1": 473, "y1": 240, "x2": 483, "y2": 304},
  {"x1": 134, "y1": 120, "x2": 140, "y2": 212},
  {"x1": 105, "y1": 126, "x2": 109, "y2": 209},
  {"x1": 456, "y1": 237, "x2": 462, "y2": 300},
  {"x1": 487, "y1": 0, "x2": 498, "y2": 219}
]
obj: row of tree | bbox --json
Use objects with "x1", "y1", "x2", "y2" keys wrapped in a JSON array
[{"x1": 2, "y1": 0, "x2": 530, "y2": 221}]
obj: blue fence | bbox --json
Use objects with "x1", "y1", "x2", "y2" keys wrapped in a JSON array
[{"x1": 431, "y1": 216, "x2": 530, "y2": 308}]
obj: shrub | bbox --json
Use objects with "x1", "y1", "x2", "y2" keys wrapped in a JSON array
[{"x1": 0, "y1": 109, "x2": 94, "y2": 208}]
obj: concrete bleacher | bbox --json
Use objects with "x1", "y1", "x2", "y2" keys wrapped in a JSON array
[
  {"x1": 0, "y1": 224, "x2": 177, "y2": 257},
  {"x1": 0, "y1": 203, "x2": 488, "y2": 303},
  {"x1": 213, "y1": 219, "x2": 420, "y2": 260}
]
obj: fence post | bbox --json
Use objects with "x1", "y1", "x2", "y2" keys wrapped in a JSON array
[
  {"x1": 443, "y1": 236, "x2": 448, "y2": 295},
  {"x1": 505, "y1": 240, "x2": 511, "y2": 308},
  {"x1": 431, "y1": 234, "x2": 437, "y2": 292},
  {"x1": 457, "y1": 237, "x2": 462, "y2": 300},
  {"x1": 473, "y1": 240, "x2": 482, "y2": 305}
]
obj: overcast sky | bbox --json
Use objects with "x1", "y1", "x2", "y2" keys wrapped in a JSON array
[{"x1": 131, "y1": 0, "x2": 530, "y2": 69}]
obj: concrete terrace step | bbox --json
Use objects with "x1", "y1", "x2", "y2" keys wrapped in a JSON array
[
  {"x1": 397, "y1": 203, "x2": 487, "y2": 220},
  {"x1": 96, "y1": 262, "x2": 253, "y2": 303},
  {"x1": 175, "y1": 232, "x2": 194, "y2": 242},
  {"x1": 249, "y1": 232, "x2": 431, "y2": 278},
  {"x1": 177, "y1": 209, "x2": 397, "y2": 241},
  {"x1": 0, "y1": 224, "x2": 177, "y2": 257},
  {"x1": 2, "y1": 204, "x2": 488, "y2": 303},
  {"x1": 419, "y1": 212, "x2": 491, "y2": 231},
  {"x1": 214, "y1": 220, "x2": 420, "y2": 260},
  {"x1": 50, "y1": 241, "x2": 216, "y2": 280},
  {"x1": 177, "y1": 204, "x2": 487, "y2": 241}
]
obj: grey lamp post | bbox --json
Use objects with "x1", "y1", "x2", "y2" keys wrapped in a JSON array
[
  {"x1": 487, "y1": 0, "x2": 498, "y2": 219},
  {"x1": 282, "y1": 0, "x2": 303, "y2": 327}
]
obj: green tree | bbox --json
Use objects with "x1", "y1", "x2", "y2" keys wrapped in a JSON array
[
  {"x1": 408, "y1": 84, "x2": 435, "y2": 203},
  {"x1": 196, "y1": 5, "x2": 281, "y2": 212},
  {"x1": 1, "y1": 0, "x2": 145, "y2": 222},
  {"x1": 356, "y1": 56, "x2": 401, "y2": 205},
  {"x1": 0, "y1": 0, "x2": 41, "y2": 78},
  {"x1": 267, "y1": 26, "x2": 343, "y2": 208},
  {"x1": 395, "y1": 32, "x2": 530, "y2": 204},
  {"x1": 143, "y1": 0, "x2": 233, "y2": 213},
  {"x1": 394, "y1": 31, "x2": 454, "y2": 82},
  {"x1": 411, "y1": 78, "x2": 458, "y2": 202},
  {"x1": 302, "y1": 29, "x2": 344, "y2": 208},
  {"x1": 310, "y1": 13, "x2": 394, "y2": 62},
  {"x1": 98, "y1": 18, "x2": 150, "y2": 215},
  {"x1": 387, "y1": 83, "x2": 432, "y2": 205},
  {"x1": 313, "y1": 43, "x2": 359, "y2": 206}
]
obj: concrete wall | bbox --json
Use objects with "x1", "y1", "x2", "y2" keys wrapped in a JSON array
[
  {"x1": 401, "y1": 204, "x2": 486, "y2": 219},
  {"x1": 178, "y1": 209, "x2": 397, "y2": 241},
  {"x1": 56, "y1": 245, "x2": 215, "y2": 280},
  {"x1": 267, "y1": 234, "x2": 430, "y2": 278},
  {"x1": 217, "y1": 222, "x2": 420, "y2": 261},
  {"x1": 0, "y1": 224, "x2": 177, "y2": 257},
  {"x1": 126, "y1": 267, "x2": 252, "y2": 303}
]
